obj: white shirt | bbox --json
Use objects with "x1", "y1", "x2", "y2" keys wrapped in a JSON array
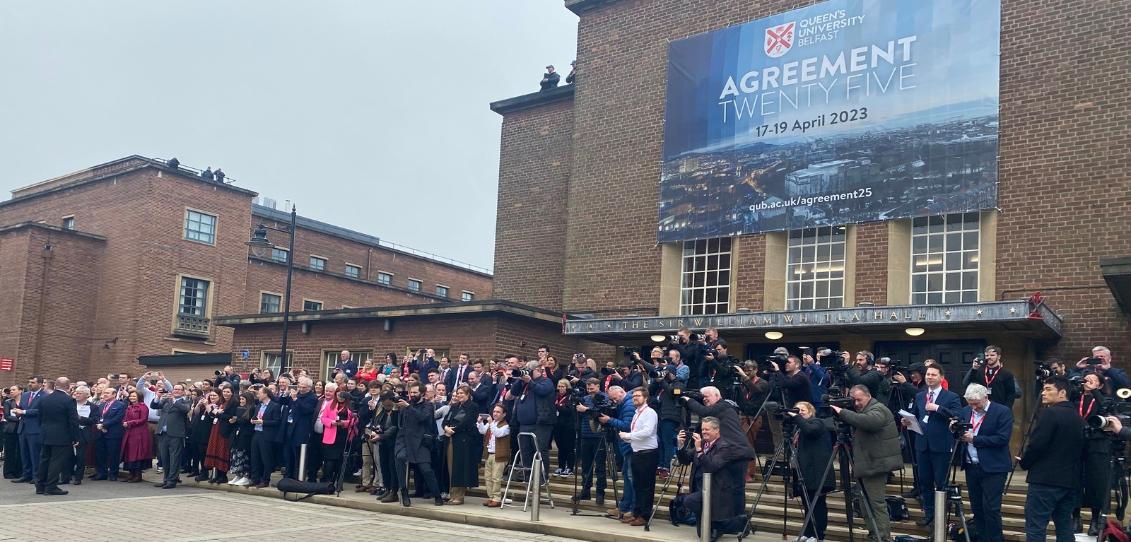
[
  {"x1": 477, "y1": 420, "x2": 510, "y2": 454},
  {"x1": 622, "y1": 405, "x2": 659, "y2": 452}
]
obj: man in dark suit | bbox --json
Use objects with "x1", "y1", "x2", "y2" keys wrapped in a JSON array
[
  {"x1": 151, "y1": 383, "x2": 191, "y2": 489},
  {"x1": 1021, "y1": 376, "x2": 1085, "y2": 542},
  {"x1": 34, "y1": 378, "x2": 79, "y2": 496},
  {"x1": 444, "y1": 353, "x2": 472, "y2": 393},
  {"x1": 93, "y1": 387, "x2": 125, "y2": 480},
  {"x1": 249, "y1": 387, "x2": 284, "y2": 488},
  {"x1": 331, "y1": 350, "x2": 358, "y2": 381},
  {"x1": 279, "y1": 376, "x2": 318, "y2": 480},
  {"x1": 903, "y1": 365, "x2": 961, "y2": 526},
  {"x1": 674, "y1": 417, "x2": 756, "y2": 536},
  {"x1": 955, "y1": 383, "x2": 1013, "y2": 542},
  {"x1": 963, "y1": 345, "x2": 1018, "y2": 409},
  {"x1": 467, "y1": 371, "x2": 495, "y2": 415},
  {"x1": 393, "y1": 382, "x2": 441, "y2": 507},
  {"x1": 10, "y1": 376, "x2": 45, "y2": 483}
]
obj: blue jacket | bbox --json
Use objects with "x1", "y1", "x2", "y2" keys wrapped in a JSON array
[
  {"x1": 17, "y1": 390, "x2": 45, "y2": 435},
  {"x1": 803, "y1": 363, "x2": 829, "y2": 406},
  {"x1": 97, "y1": 400, "x2": 126, "y2": 439},
  {"x1": 603, "y1": 398, "x2": 636, "y2": 456},
  {"x1": 908, "y1": 387, "x2": 961, "y2": 453},
  {"x1": 513, "y1": 377, "x2": 555, "y2": 426},
  {"x1": 957, "y1": 401, "x2": 1013, "y2": 474}
]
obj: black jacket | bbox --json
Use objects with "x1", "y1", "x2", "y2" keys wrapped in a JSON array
[
  {"x1": 677, "y1": 437, "x2": 755, "y2": 519},
  {"x1": 2, "y1": 398, "x2": 19, "y2": 434},
  {"x1": 771, "y1": 371, "x2": 813, "y2": 409},
  {"x1": 683, "y1": 398, "x2": 755, "y2": 455},
  {"x1": 395, "y1": 400, "x2": 436, "y2": 465},
  {"x1": 795, "y1": 416, "x2": 836, "y2": 494},
  {"x1": 38, "y1": 389, "x2": 80, "y2": 446},
  {"x1": 1020, "y1": 401, "x2": 1084, "y2": 488},
  {"x1": 963, "y1": 366, "x2": 1018, "y2": 408},
  {"x1": 848, "y1": 366, "x2": 890, "y2": 400},
  {"x1": 253, "y1": 400, "x2": 285, "y2": 443}
]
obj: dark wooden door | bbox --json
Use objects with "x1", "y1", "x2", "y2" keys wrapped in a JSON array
[{"x1": 873, "y1": 339, "x2": 986, "y2": 384}]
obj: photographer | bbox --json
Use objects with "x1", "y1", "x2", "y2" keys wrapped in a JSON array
[
  {"x1": 1020, "y1": 376, "x2": 1084, "y2": 542},
  {"x1": 673, "y1": 417, "x2": 756, "y2": 536},
  {"x1": 829, "y1": 385, "x2": 902, "y2": 542},
  {"x1": 769, "y1": 355, "x2": 812, "y2": 409},
  {"x1": 573, "y1": 378, "x2": 609, "y2": 505},
  {"x1": 786, "y1": 402, "x2": 835, "y2": 542},
  {"x1": 801, "y1": 349, "x2": 829, "y2": 406},
  {"x1": 393, "y1": 382, "x2": 442, "y2": 507},
  {"x1": 568, "y1": 355, "x2": 598, "y2": 386},
  {"x1": 369, "y1": 392, "x2": 400, "y2": 502},
  {"x1": 596, "y1": 385, "x2": 636, "y2": 521},
  {"x1": 954, "y1": 384, "x2": 1013, "y2": 542},
  {"x1": 847, "y1": 351, "x2": 889, "y2": 400},
  {"x1": 505, "y1": 366, "x2": 555, "y2": 480},
  {"x1": 1073, "y1": 346, "x2": 1130, "y2": 390},
  {"x1": 213, "y1": 366, "x2": 241, "y2": 389},
  {"x1": 732, "y1": 363, "x2": 769, "y2": 481},
  {"x1": 884, "y1": 360, "x2": 919, "y2": 411},
  {"x1": 1073, "y1": 371, "x2": 1113, "y2": 536},
  {"x1": 651, "y1": 348, "x2": 690, "y2": 474},
  {"x1": 964, "y1": 345, "x2": 1018, "y2": 409},
  {"x1": 671, "y1": 327, "x2": 706, "y2": 388},
  {"x1": 903, "y1": 365, "x2": 961, "y2": 526}
]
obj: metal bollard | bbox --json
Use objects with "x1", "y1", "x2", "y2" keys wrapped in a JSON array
[
  {"x1": 700, "y1": 472, "x2": 712, "y2": 542},
  {"x1": 933, "y1": 490, "x2": 946, "y2": 541},
  {"x1": 531, "y1": 457, "x2": 542, "y2": 521},
  {"x1": 298, "y1": 443, "x2": 307, "y2": 482}
]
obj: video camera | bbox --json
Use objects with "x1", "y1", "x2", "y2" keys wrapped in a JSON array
[
  {"x1": 1086, "y1": 388, "x2": 1131, "y2": 431},
  {"x1": 950, "y1": 421, "x2": 974, "y2": 436}
]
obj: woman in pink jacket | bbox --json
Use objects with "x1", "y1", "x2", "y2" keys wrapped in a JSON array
[{"x1": 319, "y1": 390, "x2": 354, "y2": 484}]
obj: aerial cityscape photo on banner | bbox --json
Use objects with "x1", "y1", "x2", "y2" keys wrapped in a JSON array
[{"x1": 658, "y1": 0, "x2": 1000, "y2": 243}]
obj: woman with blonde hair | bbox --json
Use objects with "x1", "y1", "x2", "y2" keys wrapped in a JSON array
[{"x1": 788, "y1": 401, "x2": 835, "y2": 542}]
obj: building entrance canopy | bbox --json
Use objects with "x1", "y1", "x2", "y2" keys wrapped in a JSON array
[{"x1": 563, "y1": 300, "x2": 1062, "y2": 343}]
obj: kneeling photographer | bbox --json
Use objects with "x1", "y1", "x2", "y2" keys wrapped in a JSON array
[
  {"x1": 785, "y1": 402, "x2": 835, "y2": 542},
  {"x1": 671, "y1": 417, "x2": 755, "y2": 537},
  {"x1": 829, "y1": 385, "x2": 902, "y2": 542}
]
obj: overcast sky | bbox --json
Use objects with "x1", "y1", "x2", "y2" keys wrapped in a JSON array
[{"x1": 0, "y1": 1, "x2": 579, "y2": 272}]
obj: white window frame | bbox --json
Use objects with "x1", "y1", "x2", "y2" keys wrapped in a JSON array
[
  {"x1": 461, "y1": 291, "x2": 474, "y2": 302},
  {"x1": 62, "y1": 215, "x2": 75, "y2": 230},
  {"x1": 177, "y1": 276, "x2": 211, "y2": 317},
  {"x1": 786, "y1": 226, "x2": 846, "y2": 311},
  {"x1": 262, "y1": 351, "x2": 294, "y2": 375},
  {"x1": 322, "y1": 350, "x2": 372, "y2": 381},
  {"x1": 183, "y1": 208, "x2": 218, "y2": 245},
  {"x1": 435, "y1": 284, "x2": 449, "y2": 298},
  {"x1": 302, "y1": 299, "x2": 324, "y2": 312},
  {"x1": 910, "y1": 212, "x2": 981, "y2": 305},
  {"x1": 344, "y1": 263, "x2": 361, "y2": 279},
  {"x1": 376, "y1": 271, "x2": 393, "y2": 286},
  {"x1": 679, "y1": 238, "x2": 732, "y2": 315},
  {"x1": 259, "y1": 291, "x2": 282, "y2": 314},
  {"x1": 271, "y1": 246, "x2": 289, "y2": 263},
  {"x1": 309, "y1": 255, "x2": 327, "y2": 271},
  {"x1": 407, "y1": 278, "x2": 422, "y2": 292}
]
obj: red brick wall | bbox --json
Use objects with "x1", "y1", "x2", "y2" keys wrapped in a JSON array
[
  {"x1": 255, "y1": 212, "x2": 493, "y2": 302},
  {"x1": 733, "y1": 236, "x2": 768, "y2": 311},
  {"x1": 243, "y1": 260, "x2": 439, "y2": 313},
  {"x1": 992, "y1": 0, "x2": 1131, "y2": 360},
  {"x1": 492, "y1": 99, "x2": 574, "y2": 311},
  {"x1": 854, "y1": 223, "x2": 889, "y2": 305},
  {"x1": 0, "y1": 226, "x2": 104, "y2": 387}
]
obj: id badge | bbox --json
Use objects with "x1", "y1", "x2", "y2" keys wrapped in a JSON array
[{"x1": 213, "y1": 418, "x2": 218, "y2": 425}]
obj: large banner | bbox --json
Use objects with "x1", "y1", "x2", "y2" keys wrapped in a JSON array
[{"x1": 659, "y1": 0, "x2": 999, "y2": 243}]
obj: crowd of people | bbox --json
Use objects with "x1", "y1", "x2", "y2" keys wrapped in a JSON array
[{"x1": 1, "y1": 336, "x2": 1128, "y2": 542}]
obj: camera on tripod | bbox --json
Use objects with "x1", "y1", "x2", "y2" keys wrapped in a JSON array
[
  {"x1": 1085, "y1": 388, "x2": 1131, "y2": 431},
  {"x1": 950, "y1": 421, "x2": 974, "y2": 436},
  {"x1": 819, "y1": 393, "x2": 855, "y2": 417}
]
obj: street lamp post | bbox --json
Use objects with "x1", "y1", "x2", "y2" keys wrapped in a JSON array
[{"x1": 248, "y1": 205, "x2": 298, "y2": 373}]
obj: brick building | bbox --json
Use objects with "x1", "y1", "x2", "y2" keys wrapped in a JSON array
[
  {"x1": 481, "y1": 0, "x2": 1131, "y2": 428},
  {"x1": 0, "y1": 156, "x2": 491, "y2": 384}
]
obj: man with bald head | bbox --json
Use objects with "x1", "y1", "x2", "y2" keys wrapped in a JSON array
[{"x1": 35, "y1": 377, "x2": 79, "y2": 495}]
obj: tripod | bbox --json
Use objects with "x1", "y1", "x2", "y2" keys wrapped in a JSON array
[
  {"x1": 570, "y1": 420, "x2": 621, "y2": 516},
  {"x1": 739, "y1": 419, "x2": 812, "y2": 541},
  {"x1": 935, "y1": 435, "x2": 972, "y2": 542},
  {"x1": 334, "y1": 420, "x2": 359, "y2": 497},
  {"x1": 788, "y1": 422, "x2": 881, "y2": 542},
  {"x1": 1004, "y1": 379, "x2": 1043, "y2": 492},
  {"x1": 649, "y1": 441, "x2": 692, "y2": 528}
]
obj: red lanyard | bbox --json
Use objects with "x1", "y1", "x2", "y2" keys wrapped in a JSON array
[
  {"x1": 1079, "y1": 396, "x2": 1096, "y2": 418},
  {"x1": 984, "y1": 366, "x2": 999, "y2": 386},
  {"x1": 970, "y1": 410, "x2": 986, "y2": 433}
]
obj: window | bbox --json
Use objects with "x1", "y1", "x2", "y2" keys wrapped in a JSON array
[
  {"x1": 435, "y1": 285, "x2": 449, "y2": 298},
  {"x1": 184, "y1": 210, "x2": 217, "y2": 245},
  {"x1": 680, "y1": 238, "x2": 732, "y2": 315},
  {"x1": 322, "y1": 350, "x2": 372, "y2": 381},
  {"x1": 271, "y1": 247, "x2": 289, "y2": 263},
  {"x1": 787, "y1": 226, "x2": 846, "y2": 310},
  {"x1": 62, "y1": 216, "x2": 75, "y2": 230},
  {"x1": 461, "y1": 291, "x2": 474, "y2": 302},
  {"x1": 309, "y1": 256, "x2": 326, "y2": 271},
  {"x1": 408, "y1": 279, "x2": 422, "y2": 292},
  {"x1": 377, "y1": 272, "x2": 392, "y2": 286},
  {"x1": 911, "y1": 212, "x2": 980, "y2": 305},
  {"x1": 344, "y1": 264, "x2": 361, "y2": 279},
  {"x1": 178, "y1": 277, "x2": 210, "y2": 317},
  {"x1": 303, "y1": 299, "x2": 323, "y2": 311},
  {"x1": 259, "y1": 293, "x2": 281, "y2": 313},
  {"x1": 262, "y1": 352, "x2": 293, "y2": 375}
]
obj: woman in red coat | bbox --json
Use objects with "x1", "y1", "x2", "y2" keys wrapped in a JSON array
[{"x1": 119, "y1": 390, "x2": 152, "y2": 483}]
